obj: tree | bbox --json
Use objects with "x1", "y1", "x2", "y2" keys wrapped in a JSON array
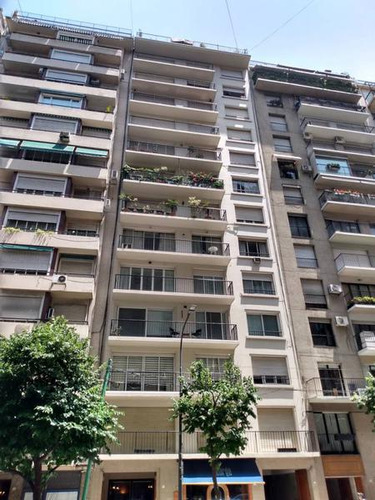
[
  {"x1": 171, "y1": 360, "x2": 259, "y2": 499},
  {"x1": 0, "y1": 318, "x2": 120, "y2": 500},
  {"x1": 353, "y1": 373, "x2": 375, "y2": 428}
]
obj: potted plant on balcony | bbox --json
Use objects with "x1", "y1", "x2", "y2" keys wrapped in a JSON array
[
  {"x1": 164, "y1": 199, "x2": 178, "y2": 215},
  {"x1": 326, "y1": 162, "x2": 341, "y2": 171},
  {"x1": 187, "y1": 196, "x2": 209, "y2": 218},
  {"x1": 119, "y1": 194, "x2": 138, "y2": 211}
]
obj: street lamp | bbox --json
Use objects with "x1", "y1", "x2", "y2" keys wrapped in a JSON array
[{"x1": 178, "y1": 304, "x2": 197, "y2": 500}]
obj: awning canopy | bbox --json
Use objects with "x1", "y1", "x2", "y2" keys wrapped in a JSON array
[
  {"x1": 0, "y1": 244, "x2": 53, "y2": 252},
  {"x1": 75, "y1": 147, "x2": 108, "y2": 157},
  {"x1": 20, "y1": 141, "x2": 75, "y2": 153},
  {"x1": 0, "y1": 138, "x2": 21, "y2": 148},
  {"x1": 183, "y1": 459, "x2": 263, "y2": 485}
]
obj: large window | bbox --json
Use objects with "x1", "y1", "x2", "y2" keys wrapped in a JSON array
[
  {"x1": 31, "y1": 116, "x2": 79, "y2": 134},
  {"x1": 314, "y1": 412, "x2": 356, "y2": 454},
  {"x1": 192, "y1": 235, "x2": 223, "y2": 255},
  {"x1": 227, "y1": 128, "x2": 252, "y2": 142},
  {"x1": 294, "y1": 245, "x2": 317, "y2": 268},
  {"x1": 14, "y1": 174, "x2": 66, "y2": 196},
  {"x1": 239, "y1": 240, "x2": 269, "y2": 257},
  {"x1": 51, "y1": 49, "x2": 92, "y2": 64},
  {"x1": 288, "y1": 214, "x2": 311, "y2": 238},
  {"x1": 44, "y1": 69, "x2": 88, "y2": 85},
  {"x1": 115, "y1": 308, "x2": 173, "y2": 337},
  {"x1": 121, "y1": 230, "x2": 176, "y2": 252},
  {"x1": 39, "y1": 93, "x2": 83, "y2": 109},
  {"x1": 110, "y1": 356, "x2": 174, "y2": 391},
  {"x1": 252, "y1": 357, "x2": 289, "y2": 385},
  {"x1": 4, "y1": 209, "x2": 60, "y2": 232},
  {"x1": 301, "y1": 279, "x2": 327, "y2": 309},
  {"x1": 309, "y1": 321, "x2": 336, "y2": 347},
  {"x1": 0, "y1": 246, "x2": 53, "y2": 275},
  {"x1": 247, "y1": 314, "x2": 281, "y2": 336},
  {"x1": 265, "y1": 94, "x2": 283, "y2": 107},
  {"x1": 223, "y1": 86, "x2": 245, "y2": 98},
  {"x1": 196, "y1": 311, "x2": 227, "y2": 340},
  {"x1": 243, "y1": 274, "x2": 275, "y2": 295},
  {"x1": 117, "y1": 267, "x2": 175, "y2": 292},
  {"x1": 225, "y1": 106, "x2": 249, "y2": 120},
  {"x1": 318, "y1": 364, "x2": 344, "y2": 396},
  {"x1": 193, "y1": 276, "x2": 225, "y2": 295},
  {"x1": 273, "y1": 136, "x2": 292, "y2": 153},
  {"x1": 315, "y1": 157, "x2": 350, "y2": 176},
  {"x1": 236, "y1": 207, "x2": 264, "y2": 224},
  {"x1": 232, "y1": 179, "x2": 259, "y2": 194},
  {"x1": 278, "y1": 161, "x2": 298, "y2": 179}
]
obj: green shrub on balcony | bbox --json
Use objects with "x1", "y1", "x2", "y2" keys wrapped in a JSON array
[{"x1": 349, "y1": 296, "x2": 375, "y2": 306}]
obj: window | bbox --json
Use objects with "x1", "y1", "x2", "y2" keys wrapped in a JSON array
[
  {"x1": 369, "y1": 224, "x2": 375, "y2": 235},
  {"x1": 301, "y1": 279, "x2": 327, "y2": 308},
  {"x1": 288, "y1": 214, "x2": 311, "y2": 238},
  {"x1": 44, "y1": 69, "x2": 88, "y2": 85},
  {"x1": 121, "y1": 230, "x2": 176, "y2": 252},
  {"x1": 243, "y1": 274, "x2": 275, "y2": 295},
  {"x1": 58, "y1": 255, "x2": 95, "y2": 275},
  {"x1": 0, "y1": 246, "x2": 53, "y2": 275},
  {"x1": 278, "y1": 161, "x2": 298, "y2": 179},
  {"x1": 39, "y1": 93, "x2": 83, "y2": 109},
  {"x1": 266, "y1": 94, "x2": 283, "y2": 107},
  {"x1": 252, "y1": 357, "x2": 289, "y2": 385},
  {"x1": 111, "y1": 356, "x2": 174, "y2": 391},
  {"x1": 227, "y1": 128, "x2": 252, "y2": 142},
  {"x1": 4, "y1": 209, "x2": 60, "y2": 232},
  {"x1": 232, "y1": 179, "x2": 259, "y2": 194},
  {"x1": 14, "y1": 174, "x2": 66, "y2": 196},
  {"x1": 274, "y1": 136, "x2": 292, "y2": 153},
  {"x1": 314, "y1": 412, "x2": 356, "y2": 454},
  {"x1": 269, "y1": 114, "x2": 288, "y2": 132},
  {"x1": 192, "y1": 235, "x2": 223, "y2": 255},
  {"x1": 229, "y1": 152, "x2": 255, "y2": 166},
  {"x1": 221, "y1": 69, "x2": 243, "y2": 80},
  {"x1": 193, "y1": 276, "x2": 225, "y2": 295},
  {"x1": 326, "y1": 220, "x2": 360, "y2": 236},
  {"x1": 31, "y1": 116, "x2": 79, "y2": 134},
  {"x1": 236, "y1": 207, "x2": 264, "y2": 224},
  {"x1": 51, "y1": 49, "x2": 92, "y2": 64},
  {"x1": 116, "y1": 308, "x2": 173, "y2": 337},
  {"x1": 315, "y1": 157, "x2": 350, "y2": 176},
  {"x1": 283, "y1": 185, "x2": 304, "y2": 205},
  {"x1": 239, "y1": 240, "x2": 269, "y2": 257},
  {"x1": 223, "y1": 86, "x2": 245, "y2": 98},
  {"x1": 196, "y1": 311, "x2": 227, "y2": 340},
  {"x1": 199, "y1": 357, "x2": 227, "y2": 377},
  {"x1": 117, "y1": 268, "x2": 175, "y2": 292},
  {"x1": 0, "y1": 293, "x2": 44, "y2": 320},
  {"x1": 294, "y1": 245, "x2": 317, "y2": 268},
  {"x1": 318, "y1": 364, "x2": 345, "y2": 396},
  {"x1": 309, "y1": 321, "x2": 336, "y2": 347},
  {"x1": 225, "y1": 106, "x2": 249, "y2": 120},
  {"x1": 247, "y1": 314, "x2": 280, "y2": 336}
]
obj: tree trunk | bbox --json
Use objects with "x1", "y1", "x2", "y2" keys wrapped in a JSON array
[
  {"x1": 33, "y1": 459, "x2": 43, "y2": 500},
  {"x1": 211, "y1": 462, "x2": 221, "y2": 500}
]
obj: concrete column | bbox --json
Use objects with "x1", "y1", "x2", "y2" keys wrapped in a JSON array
[
  {"x1": 307, "y1": 458, "x2": 329, "y2": 500},
  {"x1": 87, "y1": 466, "x2": 103, "y2": 500}
]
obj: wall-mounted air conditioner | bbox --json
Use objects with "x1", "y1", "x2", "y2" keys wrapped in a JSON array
[
  {"x1": 328, "y1": 284, "x2": 343, "y2": 295},
  {"x1": 335, "y1": 316, "x2": 349, "y2": 327}
]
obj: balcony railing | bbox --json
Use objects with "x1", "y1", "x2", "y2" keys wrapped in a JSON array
[
  {"x1": 129, "y1": 117, "x2": 219, "y2": 135},
  {"x1": 0, "y1": 187, "x2": 104, "y2": 200},
  {"x1": 114, "y1": 275, "x2": 234, "y2": 296},
  {"x1": 127, "y1": 141, "x2": 221, "y2": 161},
  {"x1": 317, "y1": 433, "x2": 357, "y2": 454},
  {"x1": 253, "y1": 375, "x2": 290, "y2": 385},
  {"x1": 133, "y1": 72, "x2": 215, "y2": 89},
  {"x1": 345, "y1": 289, "x2": 375, "y2": 308},
  {"x1": 121, "y1": 201, "x2": 226, "y2": 221},
  {"x1": 302, "y1": 117, "x2": 375, "y2": 134},
  {"x1": 118, "y1": 235, "x2": 229, "y2": 256},
  {"x1": 335, "y1": 253, "x2": 375, "y2": 271},
  {"x1": 320, "y1": 190, "x2": 375, "y2": 208},
  {"x1": 109, "y1": 319, "x2": 238, "y2": 341},
  {"x1": 131, "y1": 92, "x2": 217, "y2": 111},
  {"x1": 355, "y1": 331, "x2": 375, "y2": 351},
  {"x1": 316, "y1": 162, "x2": 375, "y2": 180},
  {"x1": 326, "y1": 221, "x2": 361, "y2": 238},
  {"x1": 306, "y1": 377, "x2": 366, "y2": 398},
  {"x1": 2, "y1": 225, "x2": 98, "y2": 238},
  {"x1": 296, "y1": 96, "x2": 366, "y2": 112},
  {"x1": 105, "y1": 430, "x2": 318, "y2": 455},
  {"x1": 123, "y1": 169, "x2": 223, "y2": 189},
  {"x1": 303, "y1": 294, "x2": 327, "y2": 309},
  {"x1": 135, "y1": 53, "x2": 213, "y2": 70}
]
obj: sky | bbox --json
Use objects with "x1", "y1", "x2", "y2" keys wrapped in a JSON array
[{"x1": 2, "y1": 0, "x2": 375, "y2": 81}]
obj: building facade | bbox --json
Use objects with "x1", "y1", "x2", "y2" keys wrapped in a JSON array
[{"x1": 0, "y1": 9, "x2": 374, "y2": 500}]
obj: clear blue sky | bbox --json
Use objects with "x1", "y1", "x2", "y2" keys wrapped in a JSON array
[{"x1": 3, "y1": 0, "x2": 375, "y2": 81}]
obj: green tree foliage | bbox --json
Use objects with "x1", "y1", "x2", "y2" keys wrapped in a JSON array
[
  {"x1": 171, "y1": 360, "x2": 259, "y2": 499},
  {"x1": 0, "y1": 318, "x2": 120, "y2": 500},
  {"x1": 353, "y1": 374, "x2": 375, "y2": 428}
]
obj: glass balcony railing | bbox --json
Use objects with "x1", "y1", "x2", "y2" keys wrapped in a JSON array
[
  {"x1": 296, "y1": 96, "x2": 366, "y2": 112},
  {"x1": 320, "y1": 190, "x2": 375, "y2": 208},
  {"x1": 326, "y1": 221, "x2": 361, "y2": 237},
  {"x1": 335, "y1": 253, "x2": 375, "y2": 271},
  {"x1": 131, "y1": 92, "x2": 217, "y2": 111}
]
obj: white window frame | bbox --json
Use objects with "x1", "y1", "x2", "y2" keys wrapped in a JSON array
[
  {"x1": 50, "y1": 49, "x2": 92, "y2": 65},
  {"x1": 38, "y1": 92, "x2": 83, "y2": 109},
  {"x1": 45, "y1": 69, "x2": 88, "y2": 85},
  {"x1": 31, "y1": 115, "x2": 79, "y2": 134}
]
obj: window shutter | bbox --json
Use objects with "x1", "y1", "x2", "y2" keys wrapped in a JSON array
[
  {"x1": 32, "y1": 116, "x2": 78, "y2": 133},
  {"x1": 252, "y1": 357, "x2": 288, "y2": 376},
  {"x1": 0, "y1": 294, "x2": 43, "y2": 319},
  {"x1": 229, "y1": 152, "x2": 255, "y2": 165},
  {"x1": 227, "y1": 129, "x2": 252, "y2": 141},
  {"x1": 15, "y1": 176, "x2": 66, "y2": 193},
  {"x1": 0, "y1": 248, "x2": 52, "y2": 271},
  {"x1": 236, "y1": 207, "x2": 264, "y2": 223},
  {"x1": 6, "y1": 209, "x2": 60, "y2": 224}
]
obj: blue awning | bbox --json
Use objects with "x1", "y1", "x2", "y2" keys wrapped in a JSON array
[{"x1": 183, "y1": 459, "x2": 263, "y2": 485}]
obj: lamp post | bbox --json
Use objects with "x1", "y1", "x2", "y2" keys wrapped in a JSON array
[{"x1": 178, "y1": 304, "x2": 197, "y2": 500}]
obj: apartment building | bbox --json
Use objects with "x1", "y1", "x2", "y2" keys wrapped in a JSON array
[
  {"x1": 251, "y1": 64, "x2": 375, "y2": 500},
  {"x1": 1, "y1": 9, "x2": 374, "y2": 500}
]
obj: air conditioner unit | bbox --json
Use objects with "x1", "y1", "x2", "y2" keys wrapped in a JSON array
[
  {"x1": 53, "y1": 275, "x2": 67, "y2": 284},
  {"x1": 46, "y1": 307, "x2": 55, "y2": 319},
  {"x1": 109, "y1": 170, "x2": 119, "y2": 184},
  {"x1": 104, "y1": 199, "x2": 111, "y2": 210},
  {"x1": 252, "y1": 256, "x2": 262, "y2": 264},
  {"x1": 301, "y1": 164, "x2": 313, "y2": 173},
  {"x1": 335, "y1": 316, "x2": 349, "y2": 327},
  {"x1": 328, "y1": 284, "x2": 343, "y2": 295},
  {"x1": 303, "y1": 132, "x2": 313, "y2": 141},
  {"x1": 335, "y1": 136, "x2": 346, "y2": 144},
  {"x1": 59, "y1": 131, "x2": 70, "y2": 143}
]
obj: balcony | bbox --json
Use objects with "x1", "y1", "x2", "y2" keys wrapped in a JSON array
[
  {"x1": 335, "y1": 253, "x2": 375, "y2": 283},
  {"x1": 128, "y1": 117, "x2": 220, "y2": 148},
  {"x1": 253, "y1": 375, "x2": 290, "y2": 385},
  {"x1": 132, "y1": 74, "x2": 216, "y2": 101},
  {"x1": 120, "y1": 200, "x2": 227, "y2": 231},
  {"x1": 355, "y1": 331, "x2": 375, "y2": 359},
  {"x1": 0, "y1": 319, "x2": 89, "y2": 340},
  {"x1": 314, "y1": 163, "x2": 375, "y2": 193},
  {"x1": 0, "y1": 188, "x2": 104, "y2": 220},
  {"x1": 252, "y1": 65, "x2": 360, "y2": 103},
  {"x1": 113, "y1": 275, "x2": 234, "y2": 306},
  {"x1": 296, "y1": 96, "x2": 369, "y2": 124},
  {"x1": 126, "y1": 141, "x2": 222, "y2": 173},
  {"x1": 302, "y1": 117, "x2": 375, "y2": 145},
  {"x1": 345, "y1": 290, "x2": 375, "y2": 319},
  {"x1": 326, "y1": 221, "x2": 375, "y2": 247},
  {"x1": 133, "y1": 55, "x2": 215, "y2": 81},
  {"x1": 123, "y1": 168, "x2": 224, "y2": 201},
  {"x1": 306, "y1": 377, "x2": 366, "y2": 402},
  {"x1": 117, "y1": 235, "x2": 230, "y2": 266},
  {"x1": 104, "y1": 430, "x2": 318, "y2": 456},
  {"x1": 319, "y1": 190, "x2": 375, "y2": 218},
  {"x1": 129, "y1": 92, "x2": 218, "y2": 124},
  {"x1": 317, "y1": 433, "x2": 357, "y2": 455}
]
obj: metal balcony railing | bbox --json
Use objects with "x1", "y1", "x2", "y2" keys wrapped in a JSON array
[
  {"x1": 121, "y1": 201, "x2": 226, "y2": 221},
  {"x1": 344, "y1": 287, "x2": 375, "y2": 308},
  {"x1": 335, "y1": 253, "x2": 375, "y2": 271},
  {"x1": 355, "y1": 331, "x2": 375, "y2": 351},
  {"x1": 131, "y1": 92, "x2": 217, "y2": 111},
  {"x1": 0, "y1": 187, "x2": 104, "y2": 200},
  {"x1": 319, "y1": 190, "x2": 375, "y2": 208},
  {"x1": 123, "y1": 170, "x2": 223, "y2": 189},
  {"x1": 135, "y1": 53, "x2": 213, "y2": 70},
  {"x1": 253, "y1": 375, "x2": 290, "y2": 385},
  {"x1": 306, "y1": 377, "x2": 366, "y2": 398},
  {"x1": 133, "y1": 72, "x2": 215, "y2": 89},
  {"x1": 105, "y1": 430, "x2": 318, "y2": 455},
  {"x1": 109, "y1": 319, "x2": 238, "y2": 341},
  {"x1": 317, "y1": 433, "x2": 358, "y2": 454},
  {"x1": 129, "y1": 116, "x2": 218, "y2": 135},
  {"x1": 114, "y1": 275, "x2": 233, "y2": 296},
  {"x1": 243, "y1": 282, "x2": 276, "y2": 295},
  {"x1": 118, "y1": 235, "x2": 229, "y2": 256},
  {"x1": 127, "y1": 141, "x2": 221, "y2": 161},
  {"x1": 301, "y1": 117, "x2": 375, "y2": 134},
  {"x1": 296, "y1": 96, "x2": 366, "y2": 112}
]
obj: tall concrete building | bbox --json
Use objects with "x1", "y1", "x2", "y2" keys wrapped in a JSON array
[{"x1": 0, "y1": 10, "x2": 374, "y2": 500}]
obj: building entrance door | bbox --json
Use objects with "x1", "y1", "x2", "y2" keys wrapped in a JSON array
[{"x1": 107, "y1": 479, "x2": 154, "y2": 500}]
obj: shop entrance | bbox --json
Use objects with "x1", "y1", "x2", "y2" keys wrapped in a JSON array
[
  {"x1": 186, "y1": 484, "x2": 251, "y2": 499},
  {"x1": 264, "y1": 472, "x2": 300, "y2": 500},
  {"x1": 107, "y1": 479, "x2": 154, "y2": 500}
]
